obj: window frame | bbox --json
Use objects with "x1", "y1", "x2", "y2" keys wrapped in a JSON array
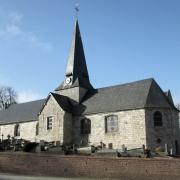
[
  {"x1": 14, "y1": 124, "x2": 20, "y2": 136},
  {"x1": 105, "y1": 115, "x2": 119, "y2": 133},
  {"x1": 154, "y1": 111, "x2": 163, "y2": 127},
  {"x1": 47, "y1": 116, "x2": 53, "y2": 130},
  {"x1": 80, "y1": 118, "x2": 91, "y2": 135}
]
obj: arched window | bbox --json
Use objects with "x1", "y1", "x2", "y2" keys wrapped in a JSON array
[
  {"x1": 14, "y1": 124, "x2": 20, "y2": 136},
  {"x1": 105, "y1": 115, "x2": 118, "y2": 133},
  {"x1": 154, "y1": 111, "x2": 163, "y2": 127},
  {"x1": 36, "y1": 122, "x2": 39, "y2": 135},
  {"x1": 80, "y1": 118, "x2": 91, "y2": 135}
]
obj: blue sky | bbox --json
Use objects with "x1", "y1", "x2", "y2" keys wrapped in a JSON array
[{"x1": 0, "y1": 0, "x2": 180, "y2": 104}]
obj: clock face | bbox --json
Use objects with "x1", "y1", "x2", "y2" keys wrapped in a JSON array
[{"x1": 65, "y1": 77, "x2": 71, "y2": 84}]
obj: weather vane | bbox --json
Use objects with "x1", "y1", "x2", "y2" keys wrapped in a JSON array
[{"x1": 75, "y1": 3, "x2": 79, "y2": 19}]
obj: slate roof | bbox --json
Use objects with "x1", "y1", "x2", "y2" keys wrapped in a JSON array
[
  {"x1": 72, "y1": 78, "x2": 177, "y2": 115},
  {"x1": 55, "y1": 20, "x2": 93, "y2": 91},
  {"x1": 39, "y1": 93, "x2": 72, "y2": 114},
  {"x1": 0, "y1": 78, "x2": 177, "y2": 124},
  {"x1": 0, "y1": 99, "x2": 45, "y2": 125},
  {"x1": 51, "y1": 93, "x2": 73, "y2": 113}
]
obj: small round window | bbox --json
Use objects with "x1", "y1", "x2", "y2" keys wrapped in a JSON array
[{"x1": 156, "y1": 138, "x2": 162, "y2": 144}]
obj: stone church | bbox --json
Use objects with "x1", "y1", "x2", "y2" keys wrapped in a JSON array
[{"x1": 0, "y1": 20, "x2": 179, "y2": 154}]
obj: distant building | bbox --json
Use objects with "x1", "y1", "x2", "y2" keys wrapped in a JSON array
[{"x1": 0, "y1": 20, "x2": 179, "y2": 154}]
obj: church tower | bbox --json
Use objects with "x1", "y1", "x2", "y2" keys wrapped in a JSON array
[{"x1": 55, "y1": 20, "x2": 93, "y2": 104}]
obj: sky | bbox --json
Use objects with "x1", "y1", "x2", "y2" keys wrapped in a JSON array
[{"x1": 0, "y1": 0, "x2": 180, "y2": 104}]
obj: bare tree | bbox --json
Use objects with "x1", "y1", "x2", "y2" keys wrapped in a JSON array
[{"x1": 0, "y1": 86, "x2": 17, "y2": 110}]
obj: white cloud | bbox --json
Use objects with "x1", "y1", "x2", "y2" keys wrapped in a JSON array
[
  {"x1": 0, "y1": 9, "x2": 52, "y2": 51},
  {"x1": 17, "y1": 90, "x2": 42, "y2": 103}
]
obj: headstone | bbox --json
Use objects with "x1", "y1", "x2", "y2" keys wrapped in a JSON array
[
  {"x1": 122, "y1": 144, "x2": 127, "y2": 153},
  {"x1": 165, "y1": 143, "x2": 168, "y2": 154},
  {"x1": 56, "y1": 141, "x2": 61, "y2": 147},
  {"x1": 108, "y1": 143, "x2": 113, "y2": 149},
  {"x1": 40, "y1": 140, "x2": 45, "y2": 151},
  {"x1": 170, "y1": 148, "x2": 173, "y2": 155}
]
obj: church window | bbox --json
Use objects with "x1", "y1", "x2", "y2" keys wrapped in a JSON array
[
  {"x1": 14, "y1": 124, "x2": 20, "y2": 136},
  {"x1": 36, "y1": 122, "x2": 39, "y2": 135},
  {"x1": 47, "y1": 117, "x2": 53, "y2": 130},
  {"x1": 154, "y1": 111, "x2": 163, "y2": 127},
  {"x1": 156, "y1": 138, "x2": 162, "y2": 144},
  {"x1": 105, "y1": 115, "x2": 118, "y2": 133},
  {"x1": 80, "y1": 118, "x2": 91, "y2": 135}
]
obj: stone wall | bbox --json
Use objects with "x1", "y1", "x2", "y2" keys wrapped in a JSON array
[
  {"x1": 73, "y1": 109, "x2": 146, "y2": 149},
  {"x1": 0, "y1": 153, "x2": 179, "y2": 180},
  {"x1": 63, "y1": 112, "x2": 73, "y2": 145},
  {"x1": 38, "y1": 95, "x2": 72, "y2": 144},
  {"x1": 0, "y1": 121, "x2": 37, "y2": 142},
  {"x1": 145, "y1": 108, "x2": 180, "y2": 154}
]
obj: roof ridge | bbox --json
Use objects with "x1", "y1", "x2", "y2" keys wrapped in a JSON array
[
  {"x1": 16, "y1": 98, "x2": 45, "y2": 105},
  {"x1": 0, "y1": 98, "x2": 45, "y2": 125},
  {"x1": 97, "y1": 78, "x2": 154, "y2": 91},
  {"x1": 144, "y1": 79, "x2": 177, "y2": 110},
  {"x1": 144, "y1": 79, "x2": 154, "y2": 107}
]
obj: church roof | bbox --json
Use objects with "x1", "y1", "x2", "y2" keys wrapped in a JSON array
[
  {"x1": 55, "y1": 20, "x2": 93, "y2": 91},
  {"x1": 0, "y1": 78, "x2": 177, "y2": 125},
  {"x1": 53, "y1": 20, "x2": 177, "y2": 115},
  {"x1": 72, "y1": 78, "x2": 177, "y2": 115},
  {"x1": 0, "y1": 99, "x2": 45, "y2": 125},
  {"x1": 51, "y1": 93, "x2": 73, "y2": 113},
  {"x1": 38, "y1": 92, "x2": 73, "y2": 115}
]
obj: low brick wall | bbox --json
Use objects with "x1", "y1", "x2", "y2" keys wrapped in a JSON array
[{"x1": 0, "y1": 152, "x2": 180, "y2": 179}]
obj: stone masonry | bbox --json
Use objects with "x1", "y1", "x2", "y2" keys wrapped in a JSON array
[
  {"x1": 145, "y1": 108, "x2": 179, "y2": 152},
  {"x1": 38, "y1": 94, "x2": 72, "y2": 144},
  {"x1": 0, "y1": 121, "x2": 38, "y2": 142},
  {"x1": 73, "y1": 109, "x2": 146, "y2": 149}
]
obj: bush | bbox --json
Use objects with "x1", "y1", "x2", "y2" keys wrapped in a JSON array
[{"x1": 23, "y1": 142, "x2": 38, "y2": 152}]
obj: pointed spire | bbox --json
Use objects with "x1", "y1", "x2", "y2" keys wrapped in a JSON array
[
  {"x1": 55, "y1": 20, "x2": 93, "y2": 91},
  {"x1": 65, "y1": 20, "x2": 89, "y2": 81}
]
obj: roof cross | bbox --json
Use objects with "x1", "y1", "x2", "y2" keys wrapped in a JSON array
[{"x1": 75, "y1": 3, "x2": 79, "y2": 19}]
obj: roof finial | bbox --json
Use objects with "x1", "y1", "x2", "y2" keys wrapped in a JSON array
[{"x1": 75, "y1": 3, "x2": 79, "y2": 19}]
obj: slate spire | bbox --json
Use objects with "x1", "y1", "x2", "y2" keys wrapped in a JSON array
[{"x1": 55, "y1": 20, "x2": 93, "y2": 91}]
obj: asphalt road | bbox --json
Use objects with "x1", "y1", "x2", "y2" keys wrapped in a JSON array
[{"x1": 0, "y1": 174, "x2": 116, "y2": 180}]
